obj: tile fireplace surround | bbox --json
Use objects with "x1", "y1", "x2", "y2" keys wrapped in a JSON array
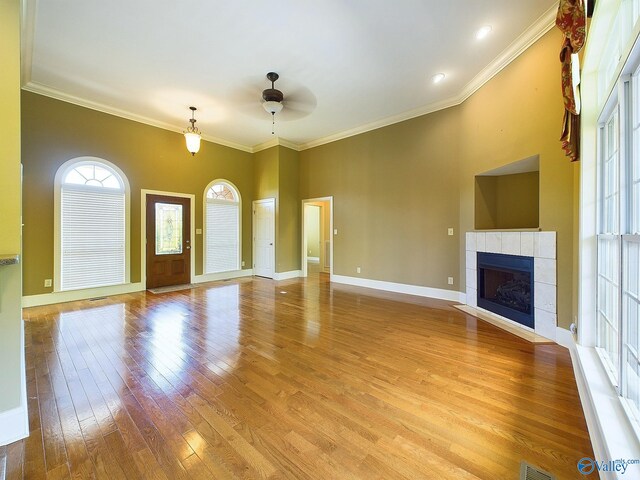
[{"x1": 465, "y1": 231, "x2": 557, "y2": 341}]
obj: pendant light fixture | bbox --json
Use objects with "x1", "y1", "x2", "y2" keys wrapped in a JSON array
[{"x1": 184, "y1": 106, "x2": 202, "y2": 155}]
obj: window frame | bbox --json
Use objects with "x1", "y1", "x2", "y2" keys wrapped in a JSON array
[
  {"x1": 594, "y1": 61, "x2": 640, "y2": 436},
  {"x1": 54, "y1": 157, "x2": 131, "y2": 292},
  {"x1": 203, "y1": 179, "x2": 242, "y2": 275}
]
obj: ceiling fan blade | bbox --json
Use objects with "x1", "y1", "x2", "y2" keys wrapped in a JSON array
[
  {"x1": 230, "y1": 74, "x2": 317, "y2": 121},
  {"x1": 279, "y1": 86, "x2": 317, "y2": 120}
]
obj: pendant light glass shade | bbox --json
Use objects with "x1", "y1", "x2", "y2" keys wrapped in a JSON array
[
  {"x1": 184, "y1": 106, "x2": 202, "y2": 155},
  {"x1": 263, "y1": 100, "x2": 283, "y2": 115},
  {"x1": 184, "y1": 132, "x2": 201, "y2": 155}
]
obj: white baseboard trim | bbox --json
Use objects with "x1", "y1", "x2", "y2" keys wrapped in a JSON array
[
  {"x1": 0, "y1": 322, "x2": 29, "y2": 446},
  {"x1": 307, "y1": 257, "x2": 320, "y2": 264},
  {"x1": 22, "y1": 282, "x2": 144, "y2": 308},
  {"x1": 273, "y1": 270, "x2": 302, "y2": 281},
  {"x1": 331, "y1": 274, "x2": 466, "y2": 303},
  {"x1": 557, "y1": 327, "x2": 639, "y2": 479},
  {"x1": 0, "y1": 403, "x2": 29, "y2": 446},
  {"x1": 194, "y1": 269, "x2": 253, "y2": 284}
]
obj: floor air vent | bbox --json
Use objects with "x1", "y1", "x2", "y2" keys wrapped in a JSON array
[{"x1": 520, "y1": 462, "x2": 556, "y2": 480}]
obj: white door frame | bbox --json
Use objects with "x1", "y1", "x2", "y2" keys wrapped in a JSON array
[
  {"x1": 141, "y1": 189, "x2": 196, "y2": 288},
  {"x1": 301, "y1": 196, "x2": 333, "y2": 278},
  {"x1": 252, "y1": 198, "x2": 276, "y2": 279}
]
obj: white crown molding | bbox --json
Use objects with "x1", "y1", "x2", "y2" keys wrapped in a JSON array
[
  {"x1": 457, "y1": 4, "x2": 557, "y2": 104},
  {"x1": 252, "y1": 137, "x2": 280, "y2": 153},
  {"x1": 21, "y1": 4, "x2": 557, "y2": 155},
  {"x1": 22, "y1": 81, "x2": 255, "y2": 153},
  {"x1": 252, "y1": 137, "x2": 301, "y2": 153},
  {"x1": 298, "y1": 95, "x2": 463, "y2": 150},
  {"x1": 297, "y1": 4, "x2": 557, "y2": 151}
]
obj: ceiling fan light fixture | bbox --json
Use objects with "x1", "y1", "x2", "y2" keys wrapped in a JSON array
[
  {"x1": 263, "y1": 100, "x2": 284, "y2": 115},
  {"x1": 183, "y1": 106, "x2": 201, "y2": 156}
]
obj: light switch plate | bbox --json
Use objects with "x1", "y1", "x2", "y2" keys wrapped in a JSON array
[
  {"x1": 448, "y1": 228, "x2": 454, "y2": 236},
  {"x1": 196, "y1": 228, "x2": 202, "y2": 234}
]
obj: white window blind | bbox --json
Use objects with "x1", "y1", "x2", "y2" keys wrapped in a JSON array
[
  {"x1": 205, "y1": 200, "x2": 239, "y2": 273},
  {"x1": 61, "y1": 186, "x2": 125, "y2": 290}
]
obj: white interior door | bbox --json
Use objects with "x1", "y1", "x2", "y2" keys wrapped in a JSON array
[{"x1": 253, "y1": 199, "x2": 275, "y2": 278}]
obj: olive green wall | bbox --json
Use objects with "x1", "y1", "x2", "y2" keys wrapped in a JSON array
[
  {"x1": 300, "y1": 29, "x2": 576, "y2": 328},
  {"x1": 254, "y1": 147, "x2": 279, "y2": 200},
  {"x1": 300, "y1": 106, "x2": 461, "y2": 289},
  {"x1": 458, "y1": 28, "x2": 577, "y2": 329},
  {"x1": 305, "y1": 205, "x2": 321, "y2": 257},
  {"x1": 21, "y1": 91, "x2": 254, "y2": 295},
  {"x1": 278, "y1": 146, "x2": 301, "y2": 273},
  {"x1": 475, "y1": 172, "x2": 540, "y2": 230},
  {"x1": 253, "y1": 146, "x2": 300, "y2": 273},
  {"x1": 475, "y1": 176, "x2": 498, "y2": 230},
  {"x1": 0, "y1": 0, "x2": 24, "y2": 413}
]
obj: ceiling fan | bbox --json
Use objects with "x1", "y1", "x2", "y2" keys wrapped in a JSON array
[
  {"x1": 232, "y1": 72, "x2": 317, "y2": 134},
  {"x1": 262, "y1": 72, "x2": 284, "y2": 134}
]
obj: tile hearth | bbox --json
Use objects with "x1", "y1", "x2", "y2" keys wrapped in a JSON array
[{"x1": 465, "y1": 231, "x2": 557, "y2": 341}]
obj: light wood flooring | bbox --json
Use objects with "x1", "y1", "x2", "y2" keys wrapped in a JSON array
[{"x1": 1, "y1": 273, "x2": 595, "y2": 479}]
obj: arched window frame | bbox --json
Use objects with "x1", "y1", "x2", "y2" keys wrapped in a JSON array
[
  {"x1": 54, "y1": 157, "x2": 131, "y2": 292},
  {"x1": 203, "y1": 179, "x2": 242, "y2": 274}
]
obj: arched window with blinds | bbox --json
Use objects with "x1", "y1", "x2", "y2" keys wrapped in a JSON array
[
  {"x1": 56, "y1": 158, "x2": 129, "y2": 291},
  {"x1": 204, "y1": 180, "x2": 241, "y2": 273}
]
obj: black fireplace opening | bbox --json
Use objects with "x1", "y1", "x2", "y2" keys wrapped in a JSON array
[{"x1": 477, "y1": 252, "x2": 534, "y2": 329}]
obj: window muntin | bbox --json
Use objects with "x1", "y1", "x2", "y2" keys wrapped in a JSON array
[
  {"x1": 204, "y1": 181, "x2": 240, "y2": 274},
  {"x1": 206, "y1": 183, "x2": 238, "y2": 201},
  {"x1": 63, "y1": 164, "x2": 123, "y2": 190},
  {"x1": 595, "y1": 61, "x2": 640, "y2": 433},
  {"x1": 597, "y1": 106, "x2": 622, "y2": 380}
]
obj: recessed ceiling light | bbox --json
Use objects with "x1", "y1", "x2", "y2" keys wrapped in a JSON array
[
  {"x1": 476, "y1": 25, "x2": 492, "y2": 40},
  {"x1": 432, "y1": 73, "x2": 446, "y2": 84}
]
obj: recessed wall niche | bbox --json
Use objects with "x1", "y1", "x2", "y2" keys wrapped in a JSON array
[{"x1": 474, "y1": 155, "x2": 539, "y2": 230}]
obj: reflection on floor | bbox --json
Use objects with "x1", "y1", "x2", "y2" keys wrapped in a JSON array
[{"x1": 2, "y1": 274, "x2": 595, "y2": 479}]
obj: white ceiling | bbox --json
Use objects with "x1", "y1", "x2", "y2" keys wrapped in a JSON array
[{"x1": 22, "y1": 0, "x2": 558, "y2": 152}]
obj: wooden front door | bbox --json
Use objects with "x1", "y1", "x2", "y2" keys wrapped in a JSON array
[{"x1": 146, "y1": 194, "x2": 191, "y2": 288}]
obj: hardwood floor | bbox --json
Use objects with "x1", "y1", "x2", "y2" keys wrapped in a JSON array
[{"x1": 2, "y1": 274, "x2": 595, "y2": 479}]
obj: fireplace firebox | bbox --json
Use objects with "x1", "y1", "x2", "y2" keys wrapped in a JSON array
[{"x1": 477, "y1": 252, "x2": 534, "y2": 329}]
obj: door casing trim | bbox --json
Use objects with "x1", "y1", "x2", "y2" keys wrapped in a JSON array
[{"x1": 301, "y1": 196, "x2": 333, "y2": 278}]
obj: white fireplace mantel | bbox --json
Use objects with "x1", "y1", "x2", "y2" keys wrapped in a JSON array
[{"x1": 465, "y1": 231, "x2": 557, "y2": 341}]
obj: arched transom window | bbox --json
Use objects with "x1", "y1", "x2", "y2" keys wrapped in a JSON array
[
  {"x1": 64, "y1": 164, "x2": 123, "y2": 189},
  {"x1": 57, "y1": 159, "x2": 128, "y2": 291},
  {"x1": 204, "y1": 181, "x2": 241, "y2": 274},
  {"x1": 207, "y1": 183, "x2": 238, "y2": 201}
]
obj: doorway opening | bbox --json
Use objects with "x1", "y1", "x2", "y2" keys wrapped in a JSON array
[{"x1": 302, "y1": 197, "x2": 333, "y2": 279}]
